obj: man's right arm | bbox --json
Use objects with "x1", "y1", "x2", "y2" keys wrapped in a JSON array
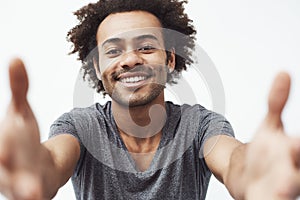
[
  {"x1": 41, "y1": 134, "x2": 80, "y2": 198},
  {"x1": 0, "y1": 58, "x2": 80, "y2": 199}
]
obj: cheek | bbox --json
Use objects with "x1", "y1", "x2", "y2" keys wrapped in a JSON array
[
  {"x1": 99, "y1": 53, "x2": 115, "y2": 71},
  {"x1": 153, "y1": 65, "x2": 168, "y2": 82},
  {"x1": 99, "y1": 61, "x2": 110, "y2": 73},
  {"x1": 100, "y1": 69, "x2": 110, "y2": 82},
  {"x1": 98, "y1": 66, "x2": 112, "y2": 82},
  {"x1": 149, "y1": 51, "x2": 167, "y2": 65},
  {"x1": 100, "y1": 72, "x2": 112, "y2": 92}
]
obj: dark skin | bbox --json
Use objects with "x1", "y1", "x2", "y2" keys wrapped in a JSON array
[
  {"x1": 0, "y1": 60, "x2": 80, "y2": 199},
  {"x1": 67, "y1": 0, "x2": 196, "y2": 93},
  {"x1": 1, "y1": 55, "x2": 300, "y2": 200}
]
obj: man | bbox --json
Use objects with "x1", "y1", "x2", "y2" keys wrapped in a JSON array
[{"x1": 0, "y1": 0, "x2": 300, "y2": 199}]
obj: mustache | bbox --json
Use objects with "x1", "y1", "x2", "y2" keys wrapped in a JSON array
[{"x1": 112, "y1": 65, "x2": 154, "y2": 79}]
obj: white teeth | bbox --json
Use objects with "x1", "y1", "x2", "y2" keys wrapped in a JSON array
[{"x1": 120, "y1": 76, "x2": 146, "y2": 83}]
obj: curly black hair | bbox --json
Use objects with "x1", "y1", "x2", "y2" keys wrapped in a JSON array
[{"x1": 67, "y1": 0, "x2": 196, "y2": 93}]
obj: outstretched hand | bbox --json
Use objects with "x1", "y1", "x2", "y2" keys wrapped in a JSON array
[
  {"x1": 0, "y1": 59, "x2": 43, "y2": 199},
  {"x1": 245, "y1": 72, "x2": 300, "y2": 200}
]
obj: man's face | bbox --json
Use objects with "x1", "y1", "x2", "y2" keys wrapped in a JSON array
[{"x1": 95, "y1": 11, "x2": 174, "y2": 107}]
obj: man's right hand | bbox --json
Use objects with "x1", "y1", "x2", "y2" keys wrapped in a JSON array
[{"x1": 0, "y1": 58, "x2": 43, "y2": 199}]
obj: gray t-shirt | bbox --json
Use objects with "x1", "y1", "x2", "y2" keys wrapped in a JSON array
[{"x1": 49, "y1": 101, "x2": 234, "y2": 200}]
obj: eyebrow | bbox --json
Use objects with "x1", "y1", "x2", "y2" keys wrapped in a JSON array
[
  {"x1": 134, "y1": 34, "x2": 159, "y2": 42},
  {"x1": 101, "y1": 38, "x2": 122, "y2": 48},
  {"x1": 101, "y1": 34, "x2": 159, "y2": 48}
]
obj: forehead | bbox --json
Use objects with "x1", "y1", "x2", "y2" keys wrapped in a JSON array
[{"x1": 96, "y1": 11, "x2": 163, "y2": 45}]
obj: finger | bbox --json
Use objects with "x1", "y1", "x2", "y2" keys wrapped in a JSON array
[
  {"x1": 9, "y1": 58, "x2": 29, "y2": 112},
  {"x1": 266, "y1": 72, "x2": 291, "y2": 130},
  {"x1": 290, "y1": 138, "x2": 300, "y2": 169},
  {"x1": 12, "y1": 172, "x2": 42, "y2": 200},
  {"x1": 0, "y1": 120, "x2": 14, "y2": 168}
]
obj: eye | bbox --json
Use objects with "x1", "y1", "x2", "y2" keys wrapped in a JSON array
[
  {"x1": 105, "y1": 48, "x2": 122, "y2": 57},
  {"x1": 138, "y1": 45, "x2": 156, "y2": 53}
]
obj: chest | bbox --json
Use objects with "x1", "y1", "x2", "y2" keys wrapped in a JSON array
[{"x1": 72, "y1": 145, "x2": 211, "y2": 200}]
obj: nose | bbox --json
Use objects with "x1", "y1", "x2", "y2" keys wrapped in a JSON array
[{"x1": 119, "y1": 50, "x2": 143, "y2": 69}]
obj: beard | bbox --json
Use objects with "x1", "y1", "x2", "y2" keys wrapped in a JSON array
[{"x1": 112, "y1": 82, "x2": 165, "y2": 107}]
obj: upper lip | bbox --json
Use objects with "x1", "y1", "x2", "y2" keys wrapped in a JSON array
[{"x1": 116, "y1": 72, "x2": 151, "y2": 80}]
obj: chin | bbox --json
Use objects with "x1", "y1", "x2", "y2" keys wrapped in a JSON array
[{"x1": 111, "y1": 85, "x2": 165, "y2": 108}]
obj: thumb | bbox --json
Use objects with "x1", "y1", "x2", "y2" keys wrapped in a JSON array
[
  {"x1": 265, "y1": 72, "x2": 291, "y2": 130},
  {"x1": 8, "y1": 58, "x2": 29, "y2": 113}
]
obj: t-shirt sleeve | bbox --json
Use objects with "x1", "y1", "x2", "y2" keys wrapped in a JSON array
[
  {"x1": 198, "y1": 108, "x2": 235, "y2": 158},
  {"x1": 49, "y1": 112, "x2": 78, "y2": 138},
  {"x1": 49, "y1": 111, "x2": 86, "y2": 175}
]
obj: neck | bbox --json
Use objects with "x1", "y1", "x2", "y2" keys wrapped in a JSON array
[{"x1": 111, "y1": 92, "x2": 167, "y2": 153}]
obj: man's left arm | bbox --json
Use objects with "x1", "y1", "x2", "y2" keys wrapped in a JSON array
[
  {"x1": 204, "y1": 72, "x2": 300, "y2": 200},
  {"x1": 204, "y1": 135, "x2": 246, "y2": 199}
]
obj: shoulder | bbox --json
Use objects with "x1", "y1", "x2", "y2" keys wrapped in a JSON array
[
  {"x1": 50, "y1": 101, "x2": 113, "y2": 132},
  {"x1": 166, "y1": 101, "x2": 234, "y2": 137},
  {"x1": 165, "y1": 101, "x2": 221, "y2": 120},
  {"x1": 66, "y1": 101, "x2": 112, "y2": 119}
]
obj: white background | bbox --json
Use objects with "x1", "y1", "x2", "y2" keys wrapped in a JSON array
[{"x1": 0, "y1": 0, "x2": 299, "y2": 199}]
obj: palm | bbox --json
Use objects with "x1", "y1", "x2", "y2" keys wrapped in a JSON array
[
  {"x1": 0, "y1": 59, "x2": 42, "y2": 199},
  {"x1": 245, "y1": 73, "x2": 300, "y2": 199}
]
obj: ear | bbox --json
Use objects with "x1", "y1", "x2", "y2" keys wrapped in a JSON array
[
  {"x1": 167, "y1": 48, "x2": 176, "y2": 73},
  {"x1": 93, "y1": 57, "x2": 102, "y2": 80}
]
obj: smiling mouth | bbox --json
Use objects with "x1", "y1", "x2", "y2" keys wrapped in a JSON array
[
  {"x1": 115, "y1": 73, "x2": 152, "y2": 89},
  {"x1": 119, "y1": 75, "x2": 148, "y2": 83}
]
